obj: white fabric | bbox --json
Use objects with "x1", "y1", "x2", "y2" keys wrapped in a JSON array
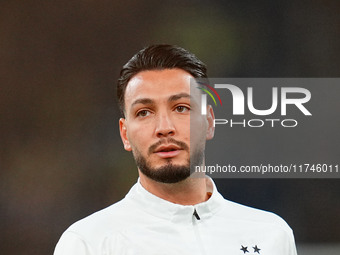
[{"x1": 54, "y1": 178, "x2": 297, "y2": 255}]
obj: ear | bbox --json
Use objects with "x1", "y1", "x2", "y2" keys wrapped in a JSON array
[
  {"x1": 206, "y1": 105, "x2": 215, "y2": 140},
  {"x1": 119, "y1": 118, "x2": 132, "y2": 151}
]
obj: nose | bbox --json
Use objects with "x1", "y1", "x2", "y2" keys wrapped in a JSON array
[{"x1": 155, "y1": 111, "x2": 175, "y2": 138}]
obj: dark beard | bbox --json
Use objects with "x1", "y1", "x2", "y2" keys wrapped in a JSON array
[
  {"x1": 137, "y1": 157, "x2": 190, "y2": 183},
  {"x1": 134, "y1": 143, "x2": 204, "y2": 184}
]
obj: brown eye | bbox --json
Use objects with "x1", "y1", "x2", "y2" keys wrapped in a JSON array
[
  {"x1": 175, "y1": 106, "x2": 189, "y2": 113},
  {"x1": 136, "y1": 110, "x2": 150, "y2": 117}
]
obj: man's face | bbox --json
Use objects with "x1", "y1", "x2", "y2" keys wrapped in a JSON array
[{"x1": 119, "y1": 68, "x2": 214, "y2": 183}]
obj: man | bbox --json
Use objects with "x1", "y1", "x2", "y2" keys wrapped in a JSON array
[{"x1": 54, "y1": 45, "x2": 297, "y2": 255}]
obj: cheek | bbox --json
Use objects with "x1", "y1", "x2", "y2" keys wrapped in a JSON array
[
  {"x1": 190, "y1": 114, "x2": 208, "y2": 133},
  {"x1": 127, "y1": 123, "x2": 152, "y2": 148},
  {"x1": 189, "y1": 116, "x2": 208, "y2": 147}
]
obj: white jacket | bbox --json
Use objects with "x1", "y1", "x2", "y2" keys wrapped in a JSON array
[{"x1": 54, "y1": 179, "x2": 297, "y2": 255}]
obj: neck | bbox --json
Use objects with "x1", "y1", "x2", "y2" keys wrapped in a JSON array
[{"x1": 138, "y1": 170, "x2": 209, "y2": 205}]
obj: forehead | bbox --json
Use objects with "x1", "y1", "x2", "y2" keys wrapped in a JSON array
[{"x1": 124, "y1": 69, "x2": 199, "y2": 106}]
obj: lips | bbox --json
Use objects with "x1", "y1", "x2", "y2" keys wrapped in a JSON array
[{"x1": 154, "y1": 144, "x2": 182, "y2": 158}]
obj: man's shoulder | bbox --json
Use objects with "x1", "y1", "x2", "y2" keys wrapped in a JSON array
[
  {"x1": 55, "y1": 197, "x2": 139, "y2": 254},
  {"x1": 218, "y1": 197, "x2": 293, "y2": 233},
  {"x1": 63, "y1": 196, "x2": 135, "y2": 241}
]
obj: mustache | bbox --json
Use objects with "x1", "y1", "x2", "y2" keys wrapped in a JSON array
[{"x1": 148, "y1": 138, "x2": 189, "y2": 155}]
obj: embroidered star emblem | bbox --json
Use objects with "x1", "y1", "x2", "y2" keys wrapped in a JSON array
[
  {"x1": 253, "y1": 245, "x2": 261, "y2": 254},
  {"x1": 240, "y1": 245, "x2": 249, "y2": 254}
]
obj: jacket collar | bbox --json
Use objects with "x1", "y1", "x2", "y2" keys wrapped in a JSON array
[{"x1": 126, "y1": 177, "x2": 225, "y2": 224}]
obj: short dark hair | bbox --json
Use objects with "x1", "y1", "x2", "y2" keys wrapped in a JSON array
[{"x1": 117, "y1": 44, "x2": 207, "y2": 115}]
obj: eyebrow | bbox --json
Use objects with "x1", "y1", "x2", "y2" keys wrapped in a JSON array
[
  {"x1": 131, "y1": 98, "x2": 154, "y2": 108},
  {"x1": 168, "y1": 93, "x2": 191, "y2": 102},
  {"x1": 131, "y1": 93, "x2": 192, "y2": 108}
]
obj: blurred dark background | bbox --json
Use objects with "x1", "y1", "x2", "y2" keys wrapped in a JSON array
[{"x1": 0, "y1": 0, "x2": 339, "y2": 254}]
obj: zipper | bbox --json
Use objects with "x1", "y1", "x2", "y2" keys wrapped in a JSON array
[
  {"x1": 192, "y1": 207, "x2": 207, "y2": 255},
  {"x1": 193, "y1": 208, "x2": 201, "y2": 220}
]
